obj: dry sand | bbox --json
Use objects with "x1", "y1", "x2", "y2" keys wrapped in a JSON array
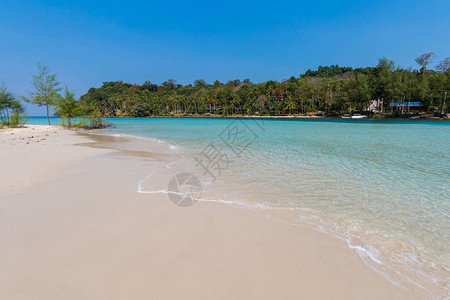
[{"x1": 0, "y1": 125, "x2": 410, "y2": 299}]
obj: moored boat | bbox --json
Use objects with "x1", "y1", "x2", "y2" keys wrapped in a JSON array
[
  {"x1": 351, "y1": 114, "x2": 367, "y2": 119},
  {"x1": 341, "y1": 114, "x2": 367, "y2": 119}
]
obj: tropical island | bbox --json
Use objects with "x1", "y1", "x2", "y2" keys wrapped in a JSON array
[
  {"x1": 1, "y1": 54, "x2": 449, "y2": 130},
  {"x1": 77, "y1": 54, "x2": 449, "y2": 120}
]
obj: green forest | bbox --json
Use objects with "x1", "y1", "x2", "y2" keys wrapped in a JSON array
[
  {"x1": 2, "y1": 53, "x2": 450, "y2": 129},
  {"x1": 78, "y1": 54, "x2": 449, "y2": 118}
]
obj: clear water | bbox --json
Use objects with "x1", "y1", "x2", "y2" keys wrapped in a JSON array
[{"x1": 29, "y1": 117, "x2": 450, "y2": 298}]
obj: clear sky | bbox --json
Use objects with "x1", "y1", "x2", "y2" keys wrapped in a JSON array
[{"x1": 0, "y1": 0, "x2": 449, "y2": 115}]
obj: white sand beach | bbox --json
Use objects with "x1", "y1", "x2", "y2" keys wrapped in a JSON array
[{"x1": 0, "y1": 125, "x2": 410, "y2": 299}]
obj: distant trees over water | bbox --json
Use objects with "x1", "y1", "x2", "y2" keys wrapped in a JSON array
[
  {"x1": 78, "y1": 54, "x2": 449, "y2": 118},
  {"x1": 1, "y1": 54, "x2": 449, "y2": 127}
]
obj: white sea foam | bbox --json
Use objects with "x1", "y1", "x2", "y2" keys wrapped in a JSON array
[{"x1": 137, "y1": 167, "x2": 448, "y2": 299}]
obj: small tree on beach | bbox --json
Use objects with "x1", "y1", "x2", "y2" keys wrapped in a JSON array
[
  {"x1": 55, "y1": 88, "x2": 79, "y2": 127},
  {"x1": 23, "y1": 63, "x2": 61, "y2": 125},
  {"x1": 0, "y1": 83, "x2": 26, "y2": 127},
  {"x1": 0, "y1": 84, "x2": 15, "y2": 125}
]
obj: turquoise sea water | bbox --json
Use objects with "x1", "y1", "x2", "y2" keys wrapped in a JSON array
[{"x1": 29, "y1": 117, "x2": 449, "y2": 298}]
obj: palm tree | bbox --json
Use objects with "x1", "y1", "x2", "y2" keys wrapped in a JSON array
[{"x1": 284, "y1": 96, "x2": 296, "y2": 115}]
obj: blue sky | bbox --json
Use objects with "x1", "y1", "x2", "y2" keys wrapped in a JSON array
[{"x1": 0, "y1": 0, "x2": 449, "y2": 115}]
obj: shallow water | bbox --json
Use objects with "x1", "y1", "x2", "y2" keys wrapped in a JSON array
[{"x1": 30, "y1": 117, "x2": 450, "y2": 298}]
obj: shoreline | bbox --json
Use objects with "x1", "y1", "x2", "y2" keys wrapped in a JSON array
[
  {"x1": 27, "y1": 115, "x2": 450, "y2": 121},
  {"x1": 114, "y1": 127, "x2": 449, "y2": 300},
  {"x1": 94, "y1": 115, "x2": 450, "y2": 120},
  {"x1": 0, "y1": 125, "x2": 415, "y2": 299}
]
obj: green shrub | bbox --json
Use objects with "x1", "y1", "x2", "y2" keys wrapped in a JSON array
[
  {"x1": 1, "y1": 84, "x2": 27, "y2": 127},
  {"x1": 8, "y1": 111, "x2": 28, "y2": 127}
]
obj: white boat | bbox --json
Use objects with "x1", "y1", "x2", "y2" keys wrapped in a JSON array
[
  {"x1": 351, "y1": 114, "x2": 367, "y2": 119},
  {"x1": 342, "y1": 114, "x2": 352, "y2": 119}
]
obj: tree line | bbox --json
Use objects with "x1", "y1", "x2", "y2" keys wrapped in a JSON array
[
  {"x1": 1, "y1": 53, "x2": 449, "y2": 129},
  {"x1": 78, "y1": 54, "x2": 449, "y2": 118}
]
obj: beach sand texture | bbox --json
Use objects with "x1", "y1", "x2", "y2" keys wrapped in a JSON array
[{"x1": 0, "y1": 126, "x2": 409, "y2": 299}]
